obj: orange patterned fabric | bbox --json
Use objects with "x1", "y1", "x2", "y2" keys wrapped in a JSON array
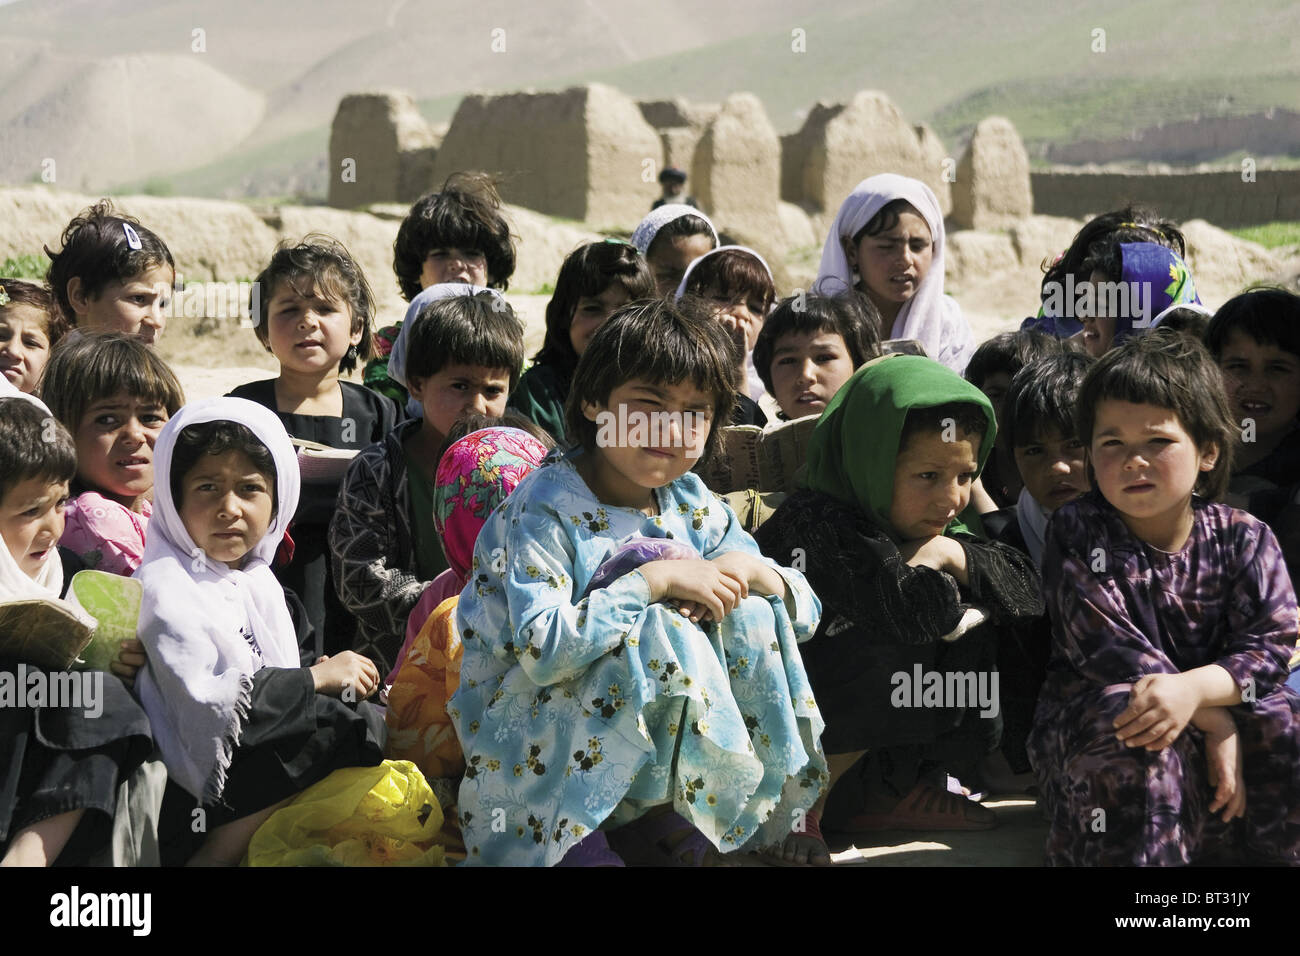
[{"x1": 385, "y1": 596, "x2": 465, "y2": 780}]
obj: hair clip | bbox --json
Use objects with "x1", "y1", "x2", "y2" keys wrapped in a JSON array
[
  {"x1": 0, "y1": 285, "x2": 8, "y2": 307},
  {"x1": 122, "y1": 223, "x2": 143, "y2": 250}
]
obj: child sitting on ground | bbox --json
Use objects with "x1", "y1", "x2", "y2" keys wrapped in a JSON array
[
  {"x1": 511, "y1": 240, "x2": 654, "y2": 442},
  {"x1": 1029, "y1": 329, "x2": 1300, "y2": 865},
  {"x1": 964, "y1": 330, "x2": 1064, "y2": 508},
  {"x1": 751, "y1": 292, "x2": 881, "y2": 422},
  {"x1": 135, "y1": 397, "x2": 384, "y2": 866},
  {"x1": 44, "y1": 199, "x2": 175, "y2": 346},
  {"x1": 1024, "y1": 204, "x2": 1188, "y2": 339},
  {"x1": 816, "y1": 174, "x2": 975, "y2": 373},
  {"x1": 1077, "y1": 240, "x2": 1202, "y2": 358},
  {"x1": 0, "y1": 397, "x2": 155, "y2": 866},
  {"x1": 41, "y1": 332, "x2": 184, "y2": 577},
  {"x1": 229, "y1": 237, "x2": 399, "y2": 658},
  {"x1": 451, "y1": 298, "x2": 825, "y2": 866},
  {"x1": 367, "y1": 172, "x2": 516, "y2": 405},
  {"x1": 331, "y1": 290, "x2": 525, "y2": 675},
  {"x1": 755, "y1": 356, "x2": 1043, "y2": 852},
  {"x1": 983, "y1": 351, "x2": 1094, "y2": 788},
  {"x1": 630, "y1": 204, "x2": 719, "y2": 297},
  {"x1": 0, "y1": 279, "x2": 68, "y2": 394},
  {"x1": 676, "y1": 245, "x2": 777, "y2": 424}
]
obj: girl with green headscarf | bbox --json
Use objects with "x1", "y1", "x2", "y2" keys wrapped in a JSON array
[{"x1": 756, "y1": 355, "x2": 1042, "y2": 854}]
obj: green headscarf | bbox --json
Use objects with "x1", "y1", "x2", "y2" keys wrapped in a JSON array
[{"x1": 802, "y1": 354, "x2": 995, "y2": 540}]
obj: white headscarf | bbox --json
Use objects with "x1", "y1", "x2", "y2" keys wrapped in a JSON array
[
  {"x1": 134, "y1": 397, "x2": 302, "y2": 803},
  {"x1": 674, "y1": 245, "x2": 775, "y2": 404},
  {"x1": 631, "y1": 204, "x2": 719, "y2": 256},
  {"x1": 387, "y1": 282, "x2": 508, "y2": 420},
  {"x1": 815, "y1": 174, "x2": 975, "y2": 373},
  {"x1": 0, "y1": 395, "x2": 73, "y2": 604}
]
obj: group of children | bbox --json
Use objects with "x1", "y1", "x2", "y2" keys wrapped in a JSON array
[{"x1": 2, "y1": 169, "x2": 1299, "y2": 869}]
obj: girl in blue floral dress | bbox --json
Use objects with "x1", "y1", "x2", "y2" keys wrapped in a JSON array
[{"x1": 450, "y1": 298, "x2": 826, "y2": 866}]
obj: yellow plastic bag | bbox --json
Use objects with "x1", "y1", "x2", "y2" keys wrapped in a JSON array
[{"x1": 245, "y1": 760, "x2": 449, "y2": 867}]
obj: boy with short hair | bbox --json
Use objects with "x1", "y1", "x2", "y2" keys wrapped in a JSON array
[{"x1": 330, "y1": 291, "x2": 525, "y2": 673}]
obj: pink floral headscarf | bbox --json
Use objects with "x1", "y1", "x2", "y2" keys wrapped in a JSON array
[{"x1": 433, "y1": 427, "x2": 550, "y2": 585}]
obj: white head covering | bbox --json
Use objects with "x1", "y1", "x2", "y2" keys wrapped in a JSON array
[
  {"x1": 631, "y1": 204, "x2": 719, "y2": 256},
  {"x1": 815, "y1": 174, "x2": 975, "y2": 373},
  {"x1": 387, "y1": 282, "x2": 508, "y2": 420},
  {"x1": 673, "y1": 246, "x2": 775, "y2": 404},
  {"x1": 134, "y1": 396, "x2": 302, "y2": 803},
  {"x1": 0, "y1": 375, "x2": 50, "y2": 411}
]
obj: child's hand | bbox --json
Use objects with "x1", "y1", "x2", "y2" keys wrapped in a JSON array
[
  {"x1": 1114, "y1": 672, "x2": 1200, "y2": 750},
  {"x1": 1203, "y1": 720, "x2": 1246, "y2": 823},
  {"x1": 710, "y1": 552, "x2": 787, "y2": 601},
  {"x1": 110, "y1": 639, "x2": 147, "y2": 688},
  {"x1": 898, "y1": 536, "x2": 969, "y2": 586},
  {"x1": 310, "y1": 651, "x2": 380, "y2": 701},
  {"x1": 638, "y1": 558, "x2": 744, "y2": 624}
]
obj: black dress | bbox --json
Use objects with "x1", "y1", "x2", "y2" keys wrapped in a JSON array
[
  {"x1": 755, "y1": 489, "x2": 1043, "y2": 813},
  {"x1": 227, "y1": 379, "x2": 400, "y2": 658},
  {"x1": 155, "y1": 588, "x2": 385, "y2": 864},
  {"x1": 0, "y1": 549, "x2": 154, "y2": 865}
]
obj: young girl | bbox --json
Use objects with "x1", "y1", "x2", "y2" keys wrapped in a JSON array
[
  {"x1": 368, "y1": 172, "x2": 517, "y2": 405},
  {"x1": 134, "y1": 397, "x2": 384, "y2": 866},
  {"x1": 630, "y1": 204, "x2": 719, "y2": 296},
  {"x1": 0, "y1": 279, "x2": 68, "y2": 394},
  {"x1": 755, "y1": 357, "x2": 1043, "y2": 851},
  {"x1": 1077, "y1": 240, "x2": 1202, "y2": 358},
  {"x1": 816, "y1": 174, "x2": 975, "y2": 373},
  {"x1": 1024, "y1": 204, "x2": 1188, "y2": 339},
  {"x1": 229, "y1": 237, "x2": 398, "y2": 657},
  {"x1": 450, "y1": 298, "x2": 826, "y2": 866},
  {"x1": 510, "y1": 240, "x2": 655, "y2": 441},
  {"x1": 40, "y1": 332, "x2": 184, "y2": 577},
  {"x1": 44, "y1": 199, "x2": 175, "y2": 345},
  {"x1": 751, "y1": 293, "x2": 880, "y2": 422},
  {"x1": 1028, "y1": 329, "x2": 1300, "y2": 865},
  {"x1": 676, "y1": 245, "x2": 777, "y2": 413},
  {"x1": 0, "y1": 397, "x2": 155, "y2": 867}
]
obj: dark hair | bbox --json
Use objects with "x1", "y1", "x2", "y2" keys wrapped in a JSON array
[
  {"x1": 1076, "y1": 328, "x2": 1234, "y2": 500},
  {"x1": 0, "y1": 278, "x2": 68, "y2": 349},
  {"x1": 899, "y1": 401, "x2": 990, "y2": 452},
  {"x1": 533, "y1": 241, "x2": 655, "y2": 380},
  {"x1": 437, "y1": 409, "x2": 557, "y2": 462},
  {"x1": 1042, "y1": 204, "x2": 1185, "y2": 304},
  {"x1": 850, "y1": 198, "x2": 925, "y2": 245},
  {"x1": 965, "y1": 330, "x2": 1063, "y2": 389},
  {"x1": 752, "y1": 293, "x2": 881, "y2": 395},
  {"x1": 170, "y1": 421, "x2": 278, "y2": 520},
  {"x1": 565, "y1": 298, "x2": 738, "y2": 467},
  {"x1": 1080, "y1": 238, "x2": 1125, "y2": 284},
  {"x1": 681, "y1": 248, "x2": 777, "y2": 314},
  {"x1": 40, "y1": 331, "x2": 185, "y2": 433},
  {"x1": 0, "y1": 397, "x2": 77, "y2": 501},
  {"x1": 644, "y1": 214, "x2": 717, "y2": 261},
  {"x1": 1155, "y1": 306, "x2": 1210, "y2": 342},
  {"x1": 45, "y1": 199, "x2": 175, "y2": 326},
  {"x1": 404, "y1": 291, "x2": 526, "y2": 388},
  {"x1": 251, "y1": 235, "x2": 375, "y2": 374},
  {"x1": 1204, "y1": 287, "x2": 1300, "y2": 360},
  {"x1": 1002, "y1": 351, "x2": 1095, "y2": 449},
  {"x1": 392, "y1": 172, "x2": 516, "y2": 301}
]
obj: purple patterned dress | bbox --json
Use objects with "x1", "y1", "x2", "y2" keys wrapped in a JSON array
[{"x1": 1028, "y1": 492, "x2": 1300, "y2": 865}]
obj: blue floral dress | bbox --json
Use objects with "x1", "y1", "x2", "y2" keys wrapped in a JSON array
[{"x1": 450, "y1": 449, "x2": 826, "y2": 865}]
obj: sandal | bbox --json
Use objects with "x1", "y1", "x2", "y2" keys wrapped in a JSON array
[
  {"x1": 607, "y1": 810, "x2": 738, "y2": 867},
  {"x1": 757, "y1": 808, "x2": 832, "y2": 867},
  {"x1": 833, "y1": 782, "x2": 998, "y2": 833}
]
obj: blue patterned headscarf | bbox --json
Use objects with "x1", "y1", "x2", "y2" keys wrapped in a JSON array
[{"x1": 1113, "y1": 241, "x2": 1201, "y2": 345}]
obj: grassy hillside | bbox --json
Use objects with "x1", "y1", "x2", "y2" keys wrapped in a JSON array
[{"x1": 4, "y1": 0, "x2": 1298, "y2": 200}]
